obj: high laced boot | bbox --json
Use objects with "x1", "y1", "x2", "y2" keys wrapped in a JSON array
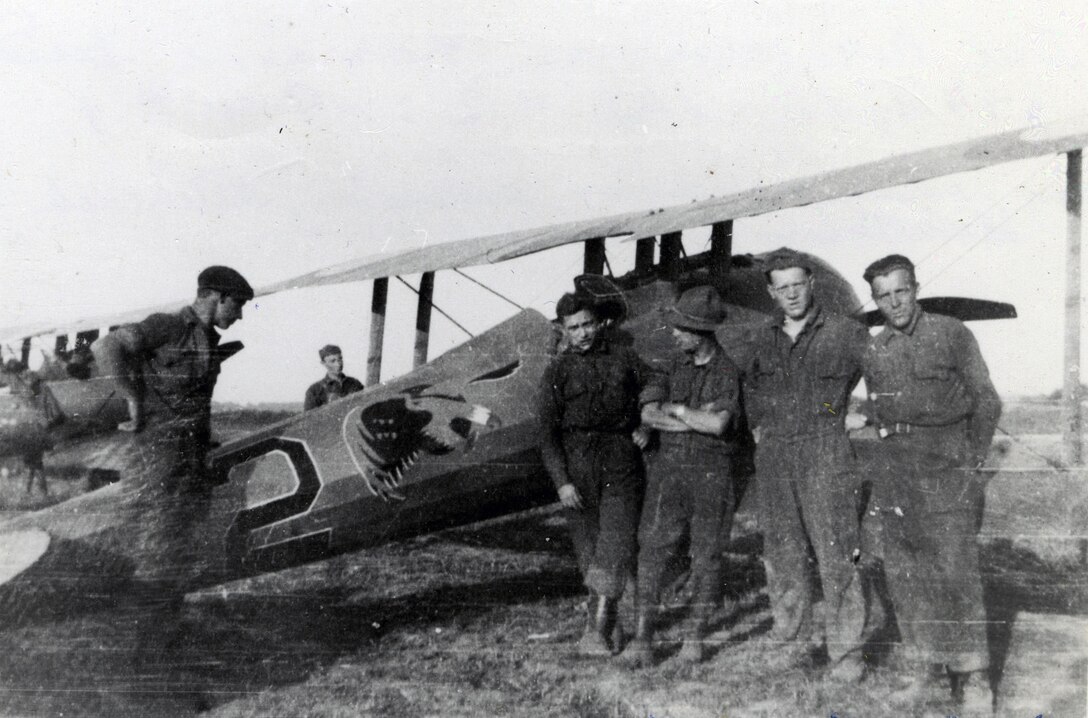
[
  {"x1": 678, "y1": 604, "x2": 712, "y2": 663},
  {"x1": 576, "y1": 594, "x2": 614, "y2": 658},
  {"x1": 950, "y1": 670, "x2": 995, "y2": 716},
  {"x1": 621, "y1": 607, "x2": 656, "y2": 668}
]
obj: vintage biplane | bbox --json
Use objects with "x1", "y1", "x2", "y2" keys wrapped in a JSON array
[{"x1": 0, "y1": 121, "x2": 1085, "y2": 626}]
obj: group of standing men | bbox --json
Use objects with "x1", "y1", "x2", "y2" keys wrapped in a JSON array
[{"x1": 540, "y1": 250, "x2": 1000, "y2": 714}]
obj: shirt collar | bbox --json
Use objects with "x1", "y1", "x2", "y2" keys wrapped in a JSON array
[
  {"x1": 878, "y1": 308, "x2": 925, "y2": 344},
  {"x1": 180, "y1": 305, "x2": 219, "y2": 340},
  {"x1": 770, "y1": 302, "x2": 824, "y2": 337}
]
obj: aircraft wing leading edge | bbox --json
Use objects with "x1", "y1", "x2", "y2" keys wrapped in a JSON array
[{"x1": 3, "y1": 119, "x2": 1085, "y2": 343}]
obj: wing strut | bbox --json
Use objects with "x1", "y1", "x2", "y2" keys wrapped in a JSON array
[
  {"x1": 660, "y1": 232, "x2": 682, "y2": 281},
  {"x1": 584, "y1": 238, "x2": 606, "y2": 275},
  {"x1": 367, "y1": 277, "x2": 388, "y2": 385},
  {"x1": 710, "y1": 221, "x2": 733, "y2": 276}
]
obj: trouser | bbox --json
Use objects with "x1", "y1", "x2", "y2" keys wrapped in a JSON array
[
  {"x1": 112, "y1": 419, "x2": 214, "y2": 624},
  {"x1": 868, "y1": 433, "x2": 989, "y2": 673},
  {"x1": 637, "y1": 446, "x2": 733, "y2": 610},
  {"x1": 563, "y1": 432, "x2": 643, "y2": 598},
  {"x1": 755, "y1": 432, "x2": 865, "y2": 662}
]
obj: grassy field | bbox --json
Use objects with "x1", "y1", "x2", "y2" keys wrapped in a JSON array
[{"x1": 0, "y1": 402, "x2": 1085, "y2": 716}]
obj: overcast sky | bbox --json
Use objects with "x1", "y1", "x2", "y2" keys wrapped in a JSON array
[{"x1": 1, "y1": 2, "x2": 1086, "y2": 404}]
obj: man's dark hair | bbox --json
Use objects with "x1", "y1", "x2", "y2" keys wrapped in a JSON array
[
  {"x1": 863, "y1": 254, "x2": 917, "y2": 285},
  {"x1": 762, "y1": 250, "x2": 813, "y2": 284},
  {"x1": 555, "y1": 292, "x2": 598, "y2": 321}
]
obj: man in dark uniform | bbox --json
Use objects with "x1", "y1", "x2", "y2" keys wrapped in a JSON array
[
  {"x1": 304, "y1": 344, "x2": 364, "y2": 410},
  {"x1": 740, "y1": 249, "x2": 869, "y2": 680},
  {"x1": 862, "y1": 254, "x2": 999, "y2": 713},
  {"x1": 92, "y1": 265, "x2": 253, "y2": 655},
  {"x1": 539, "y1": 291, "x2": 649, "y2": 657},
  {"x1": 626, "y1": 286, "x2": 739, "y2": 667}
]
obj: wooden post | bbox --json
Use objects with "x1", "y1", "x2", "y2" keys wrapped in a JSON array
[
  {"x1": 635, "y1": 237, "x2": 655, "y2": 273},
  {"x1": 367, "y1": 277, "x2": 388, "y2": 386},
  {"x1": 20, "y1": 338, "x2": 31, "y2": 367},
  {"x1": 54, "y1": 334, "x2": 69, "y2": 356},
  {"x1": 413, "y1": 272, "x2": 435, "y2": 368},
  {"x1": 1064, "y1": 149, "x2": 1083, "y2": 466},
  {"x1": 660, "y1": 232, "x2": 682, "y2": 281},
  {"x1": 583, "y1": 238, "x2": 606, "y2": 275},
  {"x1": 710, "y1": 220, "x2": 733, "y2": 277}
]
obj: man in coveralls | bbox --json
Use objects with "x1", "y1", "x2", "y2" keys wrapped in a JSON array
[
  {"x1": 539, "y1": 291, "x2": 649, "y2": 657},
  {"x1": 862, "y1": 254, "x2": 999, "y2": 713},
  {"x1": 626, "y1": 285, "x2": 739, "y2": 667},
  {"x1": 92, "y1": 265, "x2": 253, "y2": 657},
  {"x1": 740, "y1": 249, "x2": 869, "y2": 680}
]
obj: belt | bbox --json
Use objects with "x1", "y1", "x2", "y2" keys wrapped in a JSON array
[{"x1": 878, "y1": 421, "x2": 965, "y2": 438}]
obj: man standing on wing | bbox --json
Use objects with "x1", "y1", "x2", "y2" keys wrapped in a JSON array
[
  {"x1": 539, "y1": 291, "x2": 650, "y2": 657},
  {"x1": 304, "y1": 344, "x2": 364, "y2": 410},
  {"x1": 740, "y1": 249, "x2": 869, "y2": 680},
  {"x1": 92, "y1": 265, "x2": 253, "y2": 657},
  {"x1": 862, "y1": 254, "x2": 999, "y2": 713},
  {"x1": 626, "y1": 285, "x2": 739, "y2": 667}
]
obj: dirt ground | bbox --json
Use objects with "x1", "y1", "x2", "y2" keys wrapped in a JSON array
[{"x1": 0, "y1": 402, "x2": 1085, "y2": 717}]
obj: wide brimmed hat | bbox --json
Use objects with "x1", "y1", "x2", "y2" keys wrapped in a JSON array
[
  {"x1": 667, "y1": 285, "x2": 726, "y2": 331},
  {"x1": 573, "y1": 274, "x2": 628, "y2": 324}
]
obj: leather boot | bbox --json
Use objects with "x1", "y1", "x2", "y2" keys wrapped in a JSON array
[
  {"x1": 678, "y1": 604, "x2": 712, "y2": 663},
  {"x1": 575, "y1": 594, "x2": 614, "y2": 658},
  {"x1": 888, "y1": 662, "x2": 947, "y2": 709},
  {"x1": 621, "y1": 607, "x2": 656, "y2": 668},
  {"x1": 950, "y1": 670, "x2": 994, "y2": 716}
]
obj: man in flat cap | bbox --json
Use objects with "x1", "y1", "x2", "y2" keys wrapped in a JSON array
[
  {"x1": 539, "y1": 290, "x2": 651, "y2": 657},
  {"x1": 739, "y1": 249, "x2": 869, "y2": 680},
  {"x1": 861, "y1": 254, "x2": 999, "y2": 713},
  {"x1": 92, "y1": 264, "x2": 253, "y2": 659},
  {"x1": 625, "y1": 285, "x2": 739, "y2": 666},
  {"x1": 304, "y1": 345, "x2": 364, "y2": 411}
]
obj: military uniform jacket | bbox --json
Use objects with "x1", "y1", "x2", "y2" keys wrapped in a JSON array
[
  {"x1": 114, "y1": 306, "x2": 225, "y2": 429},
  {"x1": 741, "y1": 305, "x2": 867, "y2": 441},
  {"x1": 304, "y1": 374, "x2": 365, "y2": 410},
  {"x1": 864, "y1": 309, "x2": 1001, "y2": 465},
  {"x1": 538, "y1": 337, "x2": 648, "y2": 489},
  {"x1": 640, "y1": 344, "x2": 740, "y2": 457}
]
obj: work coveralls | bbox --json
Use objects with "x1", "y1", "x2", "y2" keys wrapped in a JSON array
[
  {"x1": 101, "y1": 306, "x2": 231, "y2": 624},
  {"x1": 864, "y1": 310, "x2": 1001, "y2": 673},
  {"x1": 304, "y1": 373, "x2": 365, "y2": 411},
  {"x1": 539, "y1": 337, "x2": 647, "y2": 599},
  {"x1": 638, "y1": 345, "x2": 739, "y2": 615},
  {"x1": 742, "y1": 305, "x2": 869, "y2": 663}
]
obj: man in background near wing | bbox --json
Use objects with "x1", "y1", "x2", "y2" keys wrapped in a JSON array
[
  {"x1": 539, "y1": 291, "x2": 650, "y2": 657},
  {"x1": 862, "y1": 255, "x2": 999, "y2": 714},
  {"x1": 304, "y1": 344, "x2": 365, "y2": 410},
  {"x1": 739, "y1": 249, "x2": 869, "y2": 680},
  {"x1": 626, "y1": 286, "x2": 739, "y2": 667},
  {"x1": 92, "y1": 265, "x2": 253, "y2": 658}
]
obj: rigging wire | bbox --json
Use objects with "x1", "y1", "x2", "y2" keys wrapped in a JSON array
[
  {"x1": 452, "y1": 268, "x2": 524, "y2": 310},
  {"x1": 394, "y1": 276, "x2": 475, "y2": 339}
]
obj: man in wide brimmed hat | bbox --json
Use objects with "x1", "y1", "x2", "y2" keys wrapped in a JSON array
[{"x1": 625, "y1": 285, "x2": 741, "y2": 666}]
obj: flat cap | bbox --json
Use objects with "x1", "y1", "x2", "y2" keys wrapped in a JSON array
[
  {"x1": 863, "y1": 254, "x2": 915, "y2": 284},
  {"x1": 319, "y1": 344, "x2": 342, "y2": 360},
  {"x1": 198, "y1": 265, "x2": 254, "y2": 301},
  {"x1": 762, "y1": 249, "x2": 813, "y2": 276},
  {"x1": 668, "y1": 285, "x2": 726, "y2": 331}
]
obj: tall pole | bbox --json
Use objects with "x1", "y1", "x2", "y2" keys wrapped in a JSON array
[
  {"x1": 367, "y1": 277, "x2": 388, "y2": 386},
  {"x1": 1064, "y1": 149, "x2": 1083, "y2": 466},
  {"x1": 413, "y1": 272, "x2": 435, "y2": 368}
]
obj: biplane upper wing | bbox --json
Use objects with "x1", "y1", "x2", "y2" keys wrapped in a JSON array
[{"x1": 3, "y1": 119, "x2": 1085, "y2": 343}]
